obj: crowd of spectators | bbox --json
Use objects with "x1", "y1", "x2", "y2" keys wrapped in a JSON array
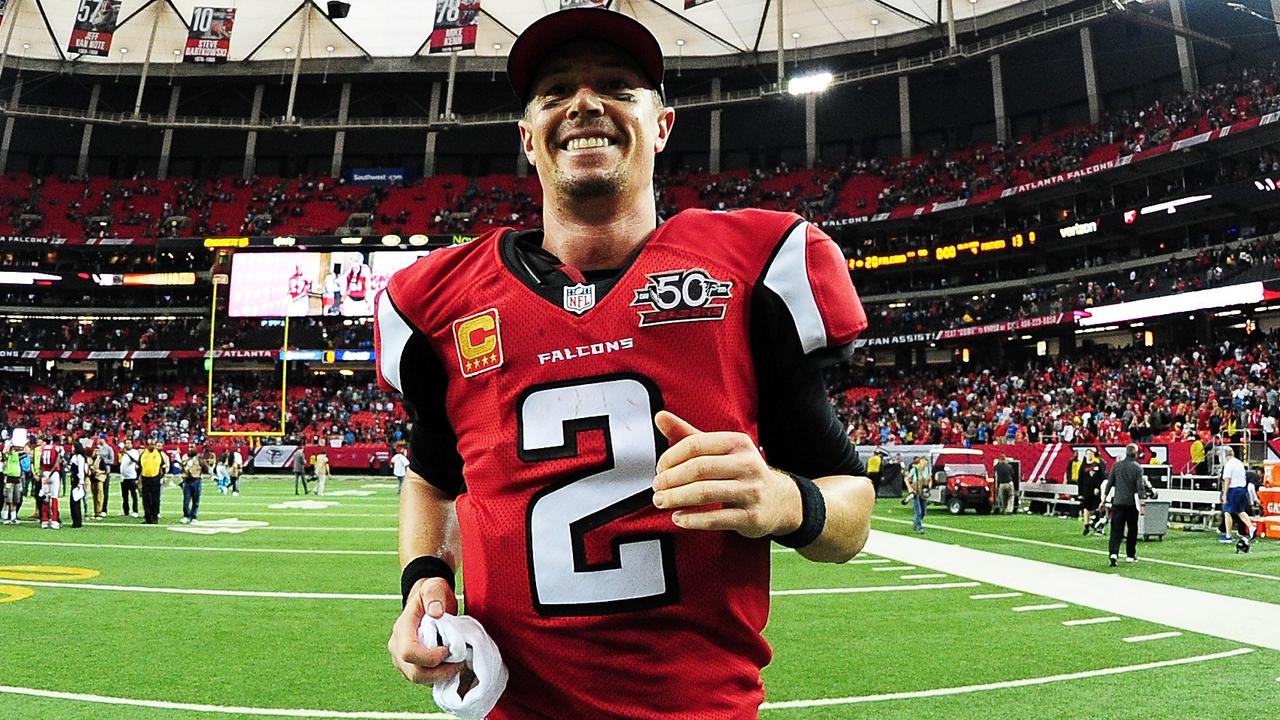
[
  {"x1": 0, "y1": 316, "x2": 379, "y2": 353},
  {"x1": 0, "y1": 374, "x2": 409, "y2": 450},
  {"x1": 827, "y1": 333, "x2": 1280, "y2": 452},
  {"x1": 6, "y1": 62, "x2": 1280, "y2": 241},
  {"x1": 868, "y1": 62, "x2": 1280, "y2": 213},
  {"x1": 4, "y1": 330, "x2": 1277, "y2": 471}
]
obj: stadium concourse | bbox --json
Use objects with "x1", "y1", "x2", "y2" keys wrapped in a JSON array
[{"x1": 2, "y1": 0, "x2": 1280, "y2": 716}]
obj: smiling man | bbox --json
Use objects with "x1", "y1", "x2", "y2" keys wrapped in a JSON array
[{"x1": 377, "y1": 8, "x2": 875, "y2": 719}]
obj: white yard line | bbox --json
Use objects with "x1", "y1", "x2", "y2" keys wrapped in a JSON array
[
  {"x1": 874, "y1": 516, "x2": 1280, "y2": 582},
  {"x1": 900, "y1": 573, "x2": 947, "y2": 580},
  {"x1": 1, "y1": 580, "x2": 400, "y2": 600},
  {"x1": 758, "y1": 648, "x2": 1253, "y2": 710},
  {"x1": 871, "y1": 565, "x2": 916, "y2": 572},
  {"x1": 90, "y1": 522, "x2": 397, "y2": 532},
  {"x1": 970, "y1": 592, "x2": 1023, "y2": 600},
  {"x1": 0, "y1": 578, "x2": 978, "y2": 600},
  {"x1": 0, "y1": 649, "x2": 1255, "y2": 715},
  {"x1": 198, "y1": 512, "x2": 399, "y2": 518},
  {"x1": 770, "y1": 583, "x2": 978, "y2": 596},
  {"x1": 0, "y1": 686, "x2": 453, "y2": 719},
  {"x1": 1063, "y1": 616, "x2": 1122, "y2": 626},
  {"x1": 1124, "y1": 632, "x2": 1183, "y2": 643},
  {"x1": 865, "y1": 530, "x2": 1280, "y2": 651},
  {"x1": 1012, "y1": 603, "x2": 1069, "y2": 612},
  {"x1": 0, "y1": 539, "x2": 395, "y2": 556},
  {"x1": 770, "y1": 551, "x2": 891, "y2": 566}
]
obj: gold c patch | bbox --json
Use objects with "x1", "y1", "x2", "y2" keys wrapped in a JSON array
[{"x1": 453, "y1": 308, "x2": 504, "y2": 378}]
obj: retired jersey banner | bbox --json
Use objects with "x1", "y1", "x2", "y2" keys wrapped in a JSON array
[
  {"x1": 684, "y1": 0, "x2": 715, "y2": 7},
  {"x1": 184, "y1": 6, "x2": 235, "y2": 63},
  {"x1": 68, "y1": 0, "x2": 121, "y2": 57},
  {"x1": 428, "y1": 0, "x2": 480, "y2": 53}
]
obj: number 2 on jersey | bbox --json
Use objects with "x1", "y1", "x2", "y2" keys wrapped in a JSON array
[{"x1": 518, "y1": 376, "x2": 680, "y2": 616}]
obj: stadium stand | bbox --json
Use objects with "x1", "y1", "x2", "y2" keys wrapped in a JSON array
[
  {"x1": 827, "y1": 334, "x2": 1280, "y2": 447},
  {"x1": 0, "y1": 374, "x2": 406, "y2": 450},
  {"x1": 4, "y1": 62, "x2": 1280, "y2": 240}
]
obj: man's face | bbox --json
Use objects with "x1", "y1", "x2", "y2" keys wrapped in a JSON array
[{"x1": 518, "y1": 40, "x2": 674, "y2": 203}]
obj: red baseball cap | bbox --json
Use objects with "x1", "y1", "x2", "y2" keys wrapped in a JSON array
[{"x1": 507, "y1": 8, "x2": 665, "y2": 104}]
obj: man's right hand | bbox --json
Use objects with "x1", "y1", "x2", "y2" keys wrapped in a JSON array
[{"x1": 388, "y1": 576, "x2": 464, "y2": 686}]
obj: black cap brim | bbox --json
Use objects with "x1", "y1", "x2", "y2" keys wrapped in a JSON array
[{"x1": 507, "y1": 8, "x2": 665, "y2": 104}]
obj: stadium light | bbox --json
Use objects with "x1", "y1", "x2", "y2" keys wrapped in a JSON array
[{"x1": 787, "y1": 71, "x2": 833, "y2": 95}]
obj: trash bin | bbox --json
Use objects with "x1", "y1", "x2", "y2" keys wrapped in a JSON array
[{"x1": 1139, "y1": 499, "x2": 1170, "y2": 541}]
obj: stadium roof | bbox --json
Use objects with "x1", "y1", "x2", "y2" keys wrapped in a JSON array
[{"x1": 0, "y1": 0, "x2": 1045, "y2": 66}]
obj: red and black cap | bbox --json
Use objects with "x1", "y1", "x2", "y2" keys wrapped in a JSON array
[{"x1": 507, "y1": 8, "x2": 665, "y2": 104}]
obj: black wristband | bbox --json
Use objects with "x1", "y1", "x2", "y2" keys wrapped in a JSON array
[
  {"x1": 771, "y1": 472, "x2": 827, "y2": 549},
  {"x1": 400, "y1": 555, "x2": 456, "y2": 607}
]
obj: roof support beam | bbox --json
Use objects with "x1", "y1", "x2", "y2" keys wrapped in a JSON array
[
  {"x1": 1118, "y1": 6, "x2": 1230, "y2": 50},
  {"x1": 866, "y1": 0, "x2": 932, "y2": 27},
  {"x1": 33, "y1": 0, "x2": 66, "y2": 62},
  {"x1": 638, "y1": 0, "x2": 744, "y2": 52}
]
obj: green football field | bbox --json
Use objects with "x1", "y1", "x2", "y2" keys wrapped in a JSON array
[{"x1": 1, "y1": 476, "x2": 1276, "y2": 719}]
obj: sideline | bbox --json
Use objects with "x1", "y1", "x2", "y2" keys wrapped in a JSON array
[
  {"x1": 0, "y1": 648, "x2": 1252, "y2": 716},
  {"x1": 872, "y1": 516, "x2": 1280, "y2": 582},
  {"x1": 0, "y1": 539, "x2": 396, "y2": 556},
  {"x1": 866, "y1": 530, "x2": 1280, "y2": 651}
]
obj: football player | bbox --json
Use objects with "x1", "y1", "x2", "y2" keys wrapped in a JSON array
[{"x1": 379, "y1": 9, "x2": 874, "y2": 719}]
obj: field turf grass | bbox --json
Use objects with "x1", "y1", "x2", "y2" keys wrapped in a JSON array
[{"x1": 1, "y1": 476, "x2": 1275, "y2": 719}]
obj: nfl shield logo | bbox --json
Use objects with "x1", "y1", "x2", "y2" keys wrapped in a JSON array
[{"x1": 563, "y1": 283, "x2": 596, "y2": 315}]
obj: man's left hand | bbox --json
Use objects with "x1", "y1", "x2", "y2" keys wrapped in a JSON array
[{"x1": 651, "y1": 410, "x2": 801, "y2": 539}]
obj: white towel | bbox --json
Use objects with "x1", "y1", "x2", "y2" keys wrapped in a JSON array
[{"x1": 417, "y1": 613, "x2": 509, "y2": 720}]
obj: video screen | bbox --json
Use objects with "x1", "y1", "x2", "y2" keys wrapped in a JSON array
[{"x1": 227, "y1": 251, "x2": 430, "y2": 317}]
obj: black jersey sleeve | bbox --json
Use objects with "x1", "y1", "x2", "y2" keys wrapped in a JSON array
[
  {"x1": 751, "y1": 282, "x2": 865, "y2": 479},
  {"x1": 374, "y1": 292, "x2": 465, "y2": 498}
]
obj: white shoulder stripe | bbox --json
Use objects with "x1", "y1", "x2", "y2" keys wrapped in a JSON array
[
  {"x1": 763, "y1": 222, "x2": 827, "y2": 354},
  {"x1": 376, "y1": 291, "x2": 411, "y2": 393}
]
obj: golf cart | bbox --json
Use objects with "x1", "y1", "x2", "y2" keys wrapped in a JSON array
[{"x1": 927, "y1": 448, "x2": 995, "y2": 515}]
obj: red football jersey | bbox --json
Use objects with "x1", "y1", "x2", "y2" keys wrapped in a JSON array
[
  {"x1": 39, "y1": 445, "x2": 61, "y2": 472},
  {"x1": 375, "y1": 209, "x2": 865, "y2": 719}
]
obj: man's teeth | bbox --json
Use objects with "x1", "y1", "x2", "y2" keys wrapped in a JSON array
[{"x1": 566, "y1": 137, "x2": 612, "y2": 150}]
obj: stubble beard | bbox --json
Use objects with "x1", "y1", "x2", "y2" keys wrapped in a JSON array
[{"x1": 556, "y1": 165, "x2": 626, "y2": 201}]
